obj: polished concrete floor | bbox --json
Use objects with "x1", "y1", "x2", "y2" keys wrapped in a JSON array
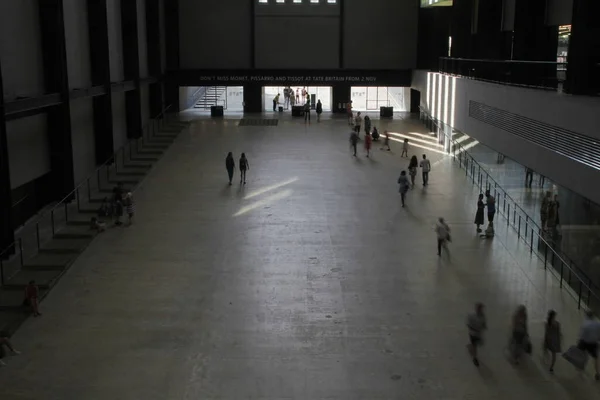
[{"x1": 1, "y1": 114, "x2": 599, "y2": 400}]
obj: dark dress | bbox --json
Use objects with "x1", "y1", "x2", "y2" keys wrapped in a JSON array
[{"x1": 474, "y1": 199, "x2": 485, "y2": 225}]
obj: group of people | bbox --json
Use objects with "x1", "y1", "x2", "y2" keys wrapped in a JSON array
[
  {"x1": 467, "y1": 304, "x2": 600, "y2": 379},
  {"x1": 94, "y1": 182, "x2": 135, "y2": 231},
  {"x1": 225, "y1": 152, "x2": 250, "y2": 185},
  {"x1": 272, "y1": 93, "x2": 323, "y2": 123},
  {"x1": 396, "y1": 154, "x2": 432, "y2": 207},
  {"x1": 281, "y1": 86, "x2": 309, "y2": 109},
  {"x1": 474, "y1": 190, "x2": 496, "y2": 234}
]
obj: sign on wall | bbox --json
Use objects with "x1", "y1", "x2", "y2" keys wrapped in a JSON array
[{"x1": 172, "y1": 69, "x2": 412, "y2": 87}]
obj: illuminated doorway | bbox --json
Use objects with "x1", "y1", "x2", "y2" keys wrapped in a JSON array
[
  {"x1": 262, "y1": 86, "x2": 332, "y2": 112},
  {"x1": 350, "y1": 87, "x2": 410, "y2": 112}
]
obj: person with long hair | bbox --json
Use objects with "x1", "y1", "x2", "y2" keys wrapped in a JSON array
[
  {"x1": 544, "y1": 310, "x2": 561, "y2": 372},
  {"x1": 408, "y1": 155, "x2": 418, "y2": 188}
]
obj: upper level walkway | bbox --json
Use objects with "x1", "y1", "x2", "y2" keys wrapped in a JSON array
[{"x1": 0, "y1": 113, "x2": 598, "y2": 399}]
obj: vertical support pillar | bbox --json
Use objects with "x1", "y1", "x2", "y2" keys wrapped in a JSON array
[
  {"x1": 0, "y1": 62, "x2": 14, "y2": 253},
  {"x1": 87, "y1": 0, "x2": 114, "y2": 163},
  {"x1": 331, "y1": 84, "x2": 351, "y2": 114},
  {"x1": 164, "y1": 0, "x2": 180, "y2": 111},
  {"x1": 566, "y1": 0, "x2": 600, "y2": 95},
  {"x1": 38, "y1": 0, "x2": 75, "y2": 199},
  {"x1": 512, "y1": 0, "x2": 558, "y2": 86},
  {"x1": 146, "y1": 0, "x2": 164, "y2": 117},
  {"x1": 243, "y1": 84, "x2": 262, "y2": 113},
  {"x1": 450, "y1": 0, "x2": 474, "y2": 58},
  {"x1": 121, "y1": 0, "x2": 142, "y2": 139}
]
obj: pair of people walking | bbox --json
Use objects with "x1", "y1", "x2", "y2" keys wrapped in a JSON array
[{"x1": 225, "y1": 152, "x2": 249, "y2": 185}]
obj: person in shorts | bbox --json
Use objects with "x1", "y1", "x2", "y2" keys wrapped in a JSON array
[
  {"x1": 466, "y1": 302, "x2": 487, "y2": 367},
  {"x1": 578, "y1": 310, "x2": 600, "y2": 380}
]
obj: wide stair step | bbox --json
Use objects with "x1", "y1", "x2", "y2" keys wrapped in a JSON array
[{"x1": 22, "y1": 252, "x2": 77, "y2": 271}]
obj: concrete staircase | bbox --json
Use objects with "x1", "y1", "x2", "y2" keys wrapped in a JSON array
[{"x1": 0, "y1": 118, "x2": 190, "y2": 335}]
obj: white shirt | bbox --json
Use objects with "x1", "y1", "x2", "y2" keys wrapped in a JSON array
[
  {"x1": 435, "y1": 221, "x2": 449, "y2": 239},
  {"x1": 580, "y1": 319, "x2": 600, "y2": 343},
  {"x1": 467, "y1": 313, "x2": 487, "y2": 338},
  {"x1": 420, "y1": 159, "x2": 431, "y2": 172},
  {"x1": 355, "y1": 116, "x2": 362, "y2": 126}
]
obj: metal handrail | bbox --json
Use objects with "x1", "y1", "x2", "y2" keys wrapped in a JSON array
[
  {"x1": 419, "y1": 106, "x2": 600, "y2": 310},
  {"x1": 0, "y1": 105, "x2": 173, "y2": 263},
  {"x1": 439, "y1": 57, "x2": 567, "y2": 66}
]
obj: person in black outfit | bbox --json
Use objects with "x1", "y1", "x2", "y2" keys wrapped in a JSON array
[
  {"x1": 225, "y1": 152, "x2": 235, "y2": 185},
  {"x1": 304, "y1": 100, "x2": 311, "y2": 123},
  {"x1": 474, "y1": 193, "x2": 485, "y2": 232},
  {"x1": 316, "y1": 99, "x2": 323, "y2": 122},
  {"x1": 239, "y1": 153, "x2": 249, "y2": 184},
  {"x1": 349, "y1": 131, "x2": 358, "y2": 156}
]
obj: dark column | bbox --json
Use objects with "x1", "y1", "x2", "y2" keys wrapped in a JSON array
[
  {"x1": 164, "y1": 0, "x2": 180, "y2": 111},
  {"x1": 146, "y1": 0, "x2": 164, "y2": 116},
  {"x1": 121, "y1": 0, "x2": 142, "y2": 138},
  {"x1": 87, "y1": 0, "x2": 114, "y2": 163},
  {"x1": 38, "y1": 0, "x2": 75, "y2": 199},
  {"x1": 512, "y1": 0, "x2": 558, "y2": 86},
  {"x1": 450, "y1": 0, "x2": 473, "y2": 58},
  {"x1": 243, "y1": 84, "x2": 262, "y2": 113},
  {"x1": 417, "y1": 7, "x2": 451, "y2": 70},
  {"x1": 566, "y1": 0, "x2": 600, "y2": 95},
  {"x1": 472, "y1": 0, "x2": 507, "y2": 59},
  {"x1": 0, "y1": 63, "x2": 14, "y2": 253},
  {"x1": 331, "y1": 85, "x2": 350, "y2": 114}
]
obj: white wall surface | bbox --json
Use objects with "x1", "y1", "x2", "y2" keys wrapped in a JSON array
[
  {"x1": 6, "y1": 115, "x2": 50, "y2": 189},
  {"x1": 64, "y1": 0, "x2": 92, "y2": 89},
  {"x1": 179, "y1": 0, "x2": 252, "y2": 69},
  {"x1": 412, "y1": 70, "x2": 600, "y2": 204},
  {"x1": 107, "y1": 0, "x2": 125, "y2": 81},
  {"x1": 112, "y1": 92, "x2": 128, "y2": 150},
  {"x1": 0, "y1": 0, "x2": 45, "y2": 98},
  {"x1": 70, "y1": 100, "x2": 96, "y2": 183},
  {"x1": 343, "y1": 0, "x2": 418, "y2": 69},
  {"x1": 255, "y1": 16, "x2": 340, "y2": 69}
]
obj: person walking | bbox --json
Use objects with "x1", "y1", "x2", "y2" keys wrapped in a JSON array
[
  {"x1": 485, "y1": 189, "x2": 496, "y2": 224},
  {"x1": 397, "y1": 171, "x2": 410, "y2": 207},
  {"x1": 239, "y1": 153, "x2": 249, "y2": 185},
  {"x1": 225, "y1": 152, "x2": 235, "y2": 185},
  {"x1": 0, "y1": 334, "x2": 21, "y2": 366},
  {"x1": 354, "y1": 112, "x2": 362, "y2": 136},
  {"x1": 474, "y1": 193, "x2": 485, "y2": 233},
  {"x1": 381, "y1": 130, "x2": 391, "y2": 151},
  {"x1": 408, "y1": 155, "x2": 418, "y2": 188},
  {"x1": 467, "y1": 302, "x2": 487, "y2": 367},
  {"x1": 510, "y1": 305, "x2": 530, "y2": 364},
  {"x1": 435, "y1": 217, "x2": 450, "y2": 256},
  {"x1": 304, "y1": 100, "x2": 311, "y2": 123},
  {"x1": 577, "y1": 310, "x2": 600, "y2": 380},
  {"x1": 349, "y1": 131, "x2": 359, "y2": 157},
  {"x1": 544, "y1": 310, "x2": 562, "y2": 373},
  {"x1": 364, "y1": 132, "x2": 372, "y2": 158},
  {"x1": 420, "y1": 154, "x2": 431, "y2": 186},
  {"x1": 401, "y1": 139, "x2": 409, "y2": 158},
  {"x1": 316, "y1": 99, "x2": 323, "y2": 122},
  {"x1": 24, "y1": 280, "x2": 41, "y2": 317},
  {"x1": 273, "y1": 93, "x2": 280, "y2": 112},
  {"x1": 364, "y1": 115, "x2": 371, "y2": 135},
  {"x1": 525, "y1": 167, "x2": 534, "y2": 187}
]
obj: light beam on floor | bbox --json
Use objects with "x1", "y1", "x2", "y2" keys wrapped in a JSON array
[
  {"x1": 388, "y1": 136, "x2": 447, "y2": 155},
  {"x1": 387, "y1": 131, "x2": 443, "y2": 147},
  {"x1": 234, "y1": 189, "x2": 294, "y2": 217},
  {"x1": 244, "y1": 177, "x2": 299, "y2": 200}
]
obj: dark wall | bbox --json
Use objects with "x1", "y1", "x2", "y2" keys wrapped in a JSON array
[{"x1": 417, "y1": 6, "x2": 451, "y2": 70}]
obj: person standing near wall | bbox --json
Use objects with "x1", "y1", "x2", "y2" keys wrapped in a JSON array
[
  {"x1": 474, "y1": 193, "x2": 485, "y2": 233},
  {"x1": 525, "y1": 167, "x2": 534, "y2": 187},
  {"x1": 485, "y1": 189, "x2": 496, "y2": 224}
]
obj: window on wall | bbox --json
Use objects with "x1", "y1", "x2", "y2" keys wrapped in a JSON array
[
  {"x1": 293, "y1": 0, "x2": 302, "y2": 3},
  {"x1": 327, "y1": 0, "x2": 337, "y2": 3},
  {"x1": 258, "y1": 0, "x2": 267, "y2": 3},
  {"x1": 311, "y1": 0, "x2": 320, "y2": 3}
]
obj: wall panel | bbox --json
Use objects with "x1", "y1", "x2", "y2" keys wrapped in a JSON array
[
  {"x1": 0, "y1": 0, "x2": 45, "y2": 98},
  {"x1": 70, "y1": 99, "x2": 96, "y2": 183},
  {"x1": 179, "y1": 0, "x2": 251, "y2": 69},
  {"x1": 137, "y1": 0, "x2": 149, "y2": 77},
  {"x1": 6, "y1": 115, "x2": 50, "y2": 189},
  {"x1": 111, "y1": 92, "x2": 128, "y2": 150},
  {"x1": 64, "y1": 0, "x2": 92, "y2": 88},
  {"x1": 107, "y1": 0, "x2": 125, "y2": 81}
]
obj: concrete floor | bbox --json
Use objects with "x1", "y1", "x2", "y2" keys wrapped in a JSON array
[{"x1": 1, "y1": 114, "x2": 599, "y2": 400}]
